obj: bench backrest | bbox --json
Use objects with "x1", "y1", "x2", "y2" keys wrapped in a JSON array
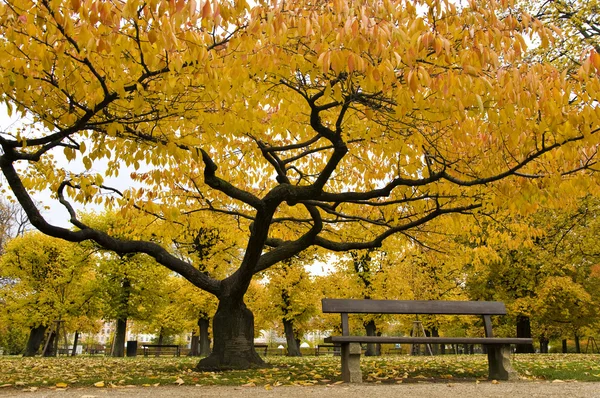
[
  {"x1": 322, "y1": 299, "x2": 506, "y2": 315},
  {"x1": 322, "y1": 299, "x2": 506, "y2": 337}
]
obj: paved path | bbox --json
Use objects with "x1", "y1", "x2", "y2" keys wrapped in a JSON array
[{"x1": 1, "y1": 382, "x2": 599, "y2": 398}]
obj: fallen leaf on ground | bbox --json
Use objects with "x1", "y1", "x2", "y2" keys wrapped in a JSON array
[{"x1": 93, "y1": 381, "x2": 104, "y2": 388}]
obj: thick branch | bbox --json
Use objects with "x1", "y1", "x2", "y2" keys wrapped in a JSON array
[
  {"x1": 0, "y1": 158, "x2": 221, "y2": 295},
  {"x1": 254, "y1": 204, "x2": 323, "y2": 273},
  {"x1": 200, "y1": 149, "x2": 264, "y2": 210},
  {"x1": 313, "y1": 203, "x2": 481, "y2": 251}
]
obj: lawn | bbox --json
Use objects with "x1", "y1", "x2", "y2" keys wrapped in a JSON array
[{"x1": 1, "y1": 354, "x2": 599, "y2": 390}]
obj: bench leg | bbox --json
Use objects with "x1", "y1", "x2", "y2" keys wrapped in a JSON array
[
  {"x1": 486, "y1": 344, "x2": 518, "y2": 380},
  {"x1": 341, "y1": 343, "x2": 362, "y2": 383}
]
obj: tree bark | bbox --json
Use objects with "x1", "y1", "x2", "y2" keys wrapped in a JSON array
[
  {"x1": 112, "y1": 318, "x2": 127, "y2": 357},
  {"x1": 71, "y1": 331, "x2": 79, "y2": 356},
  {"x1": 199, "y1": 317, "x2": 211, "y2": 356},
  {"x1": 364, "y1": 320, "x2": 377, "y2": 356},
  {"x1": 515, "y1": 315, "x2": 535, "y2": 353},
  {"x1": 112, "y1": 278, "x2": 131, "y2": 357},
  {"x1": 574, "y1": 333, "x2": 581, "y2": 353},
  {"x1": 23, "y1": 325, "x2": 47, "y2": 357},
  {"x1": 283, "y1": 318, "x2": 302, "y2": 357},
  {"x1": 562, "y1": 339, "x2": 568, "y2": 353},
  {"x1": 196, "y1": 296, "x2": 264, "y2": 370},
  {"x1": 539, "y1": 336, "x2": 549, "y2": 353},
  {"x1": 189, "y1": 332, "x2": 200, "y2": 357},
  {"x1": 156, "y1": 328, "x2": 164, "y2": 357},
  {"x1": 431, "y1": 327, "x2": 440, "y2": 355},
  {"x1": 42, "y1": 331, "x2": 56, "y2": 357}
]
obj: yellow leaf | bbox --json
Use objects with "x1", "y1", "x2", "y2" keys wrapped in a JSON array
[
  {"x1": 94, "y1": 381, "x2": 105, "y2": 388},
  {"x1": 55, "y1": 382, "x2": 68, "y2": 388}
]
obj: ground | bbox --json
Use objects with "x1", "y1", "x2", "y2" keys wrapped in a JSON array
[{"x1": 1, "y1": 381, "x2": 600, "y2": 398}]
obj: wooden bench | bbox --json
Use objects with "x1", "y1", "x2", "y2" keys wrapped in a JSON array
[
  {"x1": 322, "y1": 298, "x2": 532, "y2": 382},
  {"x1": 315, "y1": 344, "x2": 340, "y2": 356},
  {"x1": 141, "y1": 344, "x2": 180, "y2": 357},
  {"x1": 253, "y1": 343, "x2": 269, "y2": 356}
]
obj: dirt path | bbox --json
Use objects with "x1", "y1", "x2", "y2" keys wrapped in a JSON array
[{"x1": 1, "y1": 381, "x2": 599, "y2": 398}]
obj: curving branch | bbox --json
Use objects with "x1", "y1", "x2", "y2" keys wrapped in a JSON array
[
  {"x1": 200, "y1": 149, "x2": 265, "y2": 210},
  {"x1": 0, "y1": 158, "x2": 221, "y2": 295},
  {"x1": 254, "y1": 204, "x2": 323, "y2": 272},
  {"x1": 313, "y1": 203, "x2": 481, "y2": 252}
]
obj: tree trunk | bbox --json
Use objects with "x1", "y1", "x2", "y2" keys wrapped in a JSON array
[
  {"x1": 574, "y1": 333, "x2": 581, "y2": 353},
  {"x1": 112, "y1": 318, "x2": 127, "y2": 357},
  {"x1": 431, "y1": 327, "x2": 440, "y2": 355},
  {"x1": 112, "y1": 278, "x2": 131, "y2": 357},
  {"x1": 43, "y1": 331, "x2": 56, "y2": 357},
  {"x1": 515, "y1": 315, "x2": 535, "y2": 353},
  {"x1": 283, "y1": 318, "x2": 302, "y2": 357},
  {"x1": 196, "y1": 296, "x2": 264, "y2": 370},
  {"x1": 562, "y1": 339, "x2": 568, "y2": 353},
  {"x1": 364, "y1": 320, "x2": 377, "y2": 356},
  {"x1": 71, "y1": 331, "x2": 79, "y2": 356},
  {"x1": 199, "y1": 317, "x2": 211, "y2": 356},
  {"x1": 189, "y1": 331, "x2": 200, "y2": 356},
  {"x1": 156, "y1": 328, "x2": 164, "y2": 357},
  {"x1": 23, "y1": 325, "x2": 47, "y2": 357},
  {"x1": 539, "y1": 336, "x2": 549, "y2": 353}
]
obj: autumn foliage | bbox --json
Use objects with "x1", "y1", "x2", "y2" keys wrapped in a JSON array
[{"x1": 1, "y1": 0, "x2": 599, "y2": 368}]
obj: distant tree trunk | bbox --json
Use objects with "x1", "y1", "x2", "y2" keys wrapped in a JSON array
[
  {"x1": 197, "y1": 295, "x2": 263, "y2": 370},
  {"x1": 428, "y1": 328, "x2": 440, "y2": 355},
  {"x1": 515, "y1": 315, "x2": 535, "y2": 353},
  {"x1": 43, "y1": 331, "x2": 56, "y2": 357},
  {"x1": 283, "y1": 319, "x2": 302, "y2": 357},
  {"x1": 364, "y1": 320, "x2": 377, "y2": 356},
  {"x1": 574, "y1": 333, "x2": 581, "y2": 353},
  {"x1": 23, "y1": 325, "x2": 47, "y2": 357},
  {"x1": 562, "y1": 339, "x2": 568, "y2": 353},
  {"x1": 199, "y1": 317, "x2": 211, "y2": 356},
  {"x1": 539, "y1": 336, "x2": 549, "y2": 353},
  {"x1": 112, "y1": 278, "x2": 131, "y2": 357},
  {"x1": 71, "y1": 331, "x2": 79, "y2": 356},
  {"x1": 156, "y1": 327, "x2": 164, "y2": 357},
  {"x1": 189, "y1": 331, "x2": 200, "y2": 356},
  {"x1": 112, "y1": 318, "x2": 127, "y2": 357}
]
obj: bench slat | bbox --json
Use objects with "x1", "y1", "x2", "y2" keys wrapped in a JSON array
[
  {"x1": 324, "y1": 336, "x2": 532, "y2": 345},
  {"x1": 322, "y1": 299, "x2": 507, "y2": 315}
]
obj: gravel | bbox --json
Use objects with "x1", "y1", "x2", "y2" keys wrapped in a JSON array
[{"x1": 1, "y1": 381, "x2": 599, "y2": 398}]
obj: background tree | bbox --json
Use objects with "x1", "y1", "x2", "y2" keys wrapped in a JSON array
[
  {"x1": 0, "y1": 232, "x2": 96, "y2": 356},
  {"x1": 462, "y1": 196, "x2": 600, "y2": 353},
  {"x1": 1, "y1": 0, "x2": 599, "y2": 369},
  {"x1": 255, "y1": 256, "x2": 319, "y2": 356}
]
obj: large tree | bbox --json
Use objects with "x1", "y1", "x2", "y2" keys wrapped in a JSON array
[{"x1": 1, "y1": 0, "x2": 599, "y2": 369}]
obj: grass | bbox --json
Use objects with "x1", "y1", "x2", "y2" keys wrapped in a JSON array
[{"x1": 0, "y1": 354, "x2": 599, "y2": 390}]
